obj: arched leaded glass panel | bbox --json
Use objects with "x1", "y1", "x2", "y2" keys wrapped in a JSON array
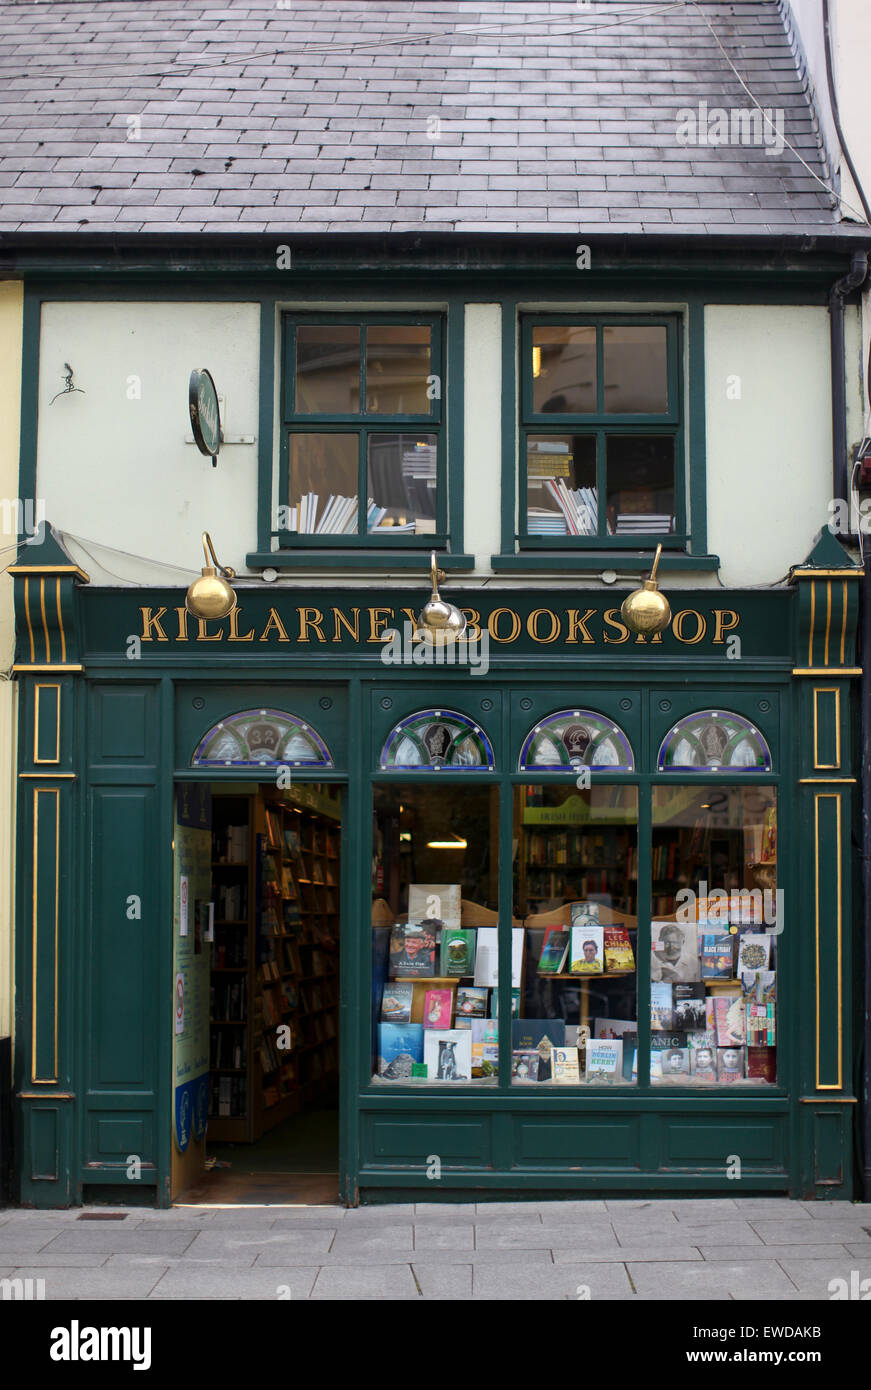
[
  {"x1": 191, "y1": 709, "x2": 333, "y2": 768},
  {"x1": 657, "y1": 710, "x2": 772, "y2": 772},
  {"x1": 518, "y1": 709, "x2": 634, "y2": 771},
  {"x1": 380, "y1": 709, "x2": 495, "y2": 770}
]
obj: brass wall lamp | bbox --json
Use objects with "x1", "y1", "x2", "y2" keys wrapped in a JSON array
[
  {"x1": 620, "y1": 542, "x2": 672, "y2": 637},
  {"x1": 415, "y1": 550, "x2": 467, "y2": 644},
  {"x1": 185, "y1": 532, "x2": 237, "y2": 620}
]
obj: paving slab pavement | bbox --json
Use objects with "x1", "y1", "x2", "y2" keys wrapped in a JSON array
[{"x1": 2, "y1": 1197, "x2": 870, "y2": 1299}]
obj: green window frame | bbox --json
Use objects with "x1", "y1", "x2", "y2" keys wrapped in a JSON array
[
  {"x1": 518, "y1": 313, "x2": 687, "y2": 551},
  {"x1": 277, "y1": 312, "x2": 447, "y2": 551}
]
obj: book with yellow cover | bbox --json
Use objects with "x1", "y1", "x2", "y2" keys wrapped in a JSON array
[{"x1": 603, "y1": 925, "x2": 635, "y2": 972}]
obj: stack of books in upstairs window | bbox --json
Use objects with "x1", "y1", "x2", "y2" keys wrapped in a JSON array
[
  {"x1": 289, "y1": 493, "x2": 359, "y2": 534},
  {"x1": 528, "y1": 479, "x2": 598, "y2": 536},
  {"x1": 613, "y1": 513, "x2": 674, "y2": 535}
]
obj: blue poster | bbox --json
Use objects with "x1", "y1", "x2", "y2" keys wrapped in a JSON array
[{"x1": 175, "y1": 1080, "x2": 193, "y2": 1152}]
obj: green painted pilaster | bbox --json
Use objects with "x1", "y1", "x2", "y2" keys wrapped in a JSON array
[
  {"x1": 11, "y1": 535, "x2": 88, "y2": 1206},
  {"x1": 790, "y1": 534, "x2": 862, "y2": 1197}
]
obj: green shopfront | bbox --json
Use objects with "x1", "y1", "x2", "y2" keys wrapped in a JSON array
[{"x1": 12, "y1": 534, "x2": 863, "y2": 1205}]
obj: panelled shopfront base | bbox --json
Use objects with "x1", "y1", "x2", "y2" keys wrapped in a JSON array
[{"x1": 10, "y1": 537, "x2": 863, "y2": 1205}]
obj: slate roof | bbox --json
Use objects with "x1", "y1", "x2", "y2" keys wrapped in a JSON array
[{"x1": 0, "y1": 0, "x2": 862, "y2": 236}]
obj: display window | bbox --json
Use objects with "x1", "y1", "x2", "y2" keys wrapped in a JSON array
[
  {"x1": 650, "y1": 784, "x2": 778, "y2": 1086},
  {"x1": 372, "y1": 784, "x2": 502, "y2": 1085},
  {"x1": 513, "y1": 785, "x2": 638, "y2": 1086},
  {"x1": 369, "y1": 701, "x2": 780, "y2": 1093}
]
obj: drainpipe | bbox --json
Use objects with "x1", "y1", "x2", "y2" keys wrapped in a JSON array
[
  {"x1": 826, "y1": 252, "x2": 868, "y2": 1196},
  {"x1": 833, "y1": 253, "x2": 871, "y2": 1199},
  {"x1": 863, "y1": 532, "x2": 871, "y2": 1200},
  {"x1": 822, "y1": 0, "x2": 871, "y2": 1196}
]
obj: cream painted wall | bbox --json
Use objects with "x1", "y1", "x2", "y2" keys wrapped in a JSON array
[
  {"x1": 34, "y1": 296, "x2": 844, "y2": 595},
  {"x1": 464, "y1": 303, "x2": 502, "y2": 572},
  {"x1": 0, "y1": 280, "x2": 23, "y2": 1040},
  {"x1": 705, "y1": 304, "x2": 833, "y2": 586},
  {"x1": 36, "y1": 301, "x2": 260, "y2": 584}
]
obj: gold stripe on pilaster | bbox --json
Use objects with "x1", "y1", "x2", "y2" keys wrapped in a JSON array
[
  {"x1": 814, "y1": 791, "x2": 843, "y2": 1091},
  {"x1": 31, "y1": 785, "x2": 60, "y2": 1085},
  {"x1": 808, "y1": 581, "x2": 815, "y2": 666},
  {"x1": 823, "y1": 581, "x2": 831, "y2": 665},
  {"x1": 56, "y1": 577, "x2": 67, "y2": 663},
  {"x1": 812, "y1": 686, "x2": 840, "y2": 770},
  {"x1": 33, "y1": 683, "x2": 61, "y2": 765},
  {"x1": 792, "y1": 668, "x2": 861, "y2": 676},
  {"x1": 839, "y1": 580, "x2": 847, "y2": 665},
  {"x1": 39, "y1": 577, "x2": 51, "y2": 663},
  {"x1": 23, "y1": 575, "x2": 35, "y2": 662}
]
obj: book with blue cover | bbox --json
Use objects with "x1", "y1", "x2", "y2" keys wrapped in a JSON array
[{"x1": 377, "y1": 1022, "x2": 424, "y2": 1080}]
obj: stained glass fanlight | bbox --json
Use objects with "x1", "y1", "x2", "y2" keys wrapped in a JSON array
[
  {"x1": 518, "y1": 709, "x2": 634, "y2": 771},
  {"x1": 380, "y1": 709, "x2": 495, "y2": 770},
  {"x1": 657, "y1": 710, "x2": 772, "y2": 772},
  {"x1": 191, "y1": 709, "x2": 333, "y2": 768}
]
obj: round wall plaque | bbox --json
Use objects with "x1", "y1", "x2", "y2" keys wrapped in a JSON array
[{"x1": 189, "y1": 368, "x2": 221, "y2": 463}]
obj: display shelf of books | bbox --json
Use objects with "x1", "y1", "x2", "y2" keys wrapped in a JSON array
[
  {"x1": 262, "y1": 797, "x2": 339, "y2": 1109},
  {"x1": 648, "y1": 799, "x2": 779, "y2": 1086},
  {"x1": 375, "y1": 884, "x2": 507, "y2": 1084},
  {"x1": 516, "y1": 821, "x2": 638, "y2": 917},
  {"x1": 208, "y1": 795, "x2": 256, "y2": 1141}
]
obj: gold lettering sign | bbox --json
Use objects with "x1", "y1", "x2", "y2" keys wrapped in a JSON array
[
  {"x1": 138, "y1": 601, "x2": 744, "y2": 651},
  {"x1": 672, "y1": 608, "x2": 706, "y2": 644},
  {"x1": 528, "y1": 608, "x2": 560, "y2": 644},
  {"x1": 297, "y1": 607, "x2": 326, "y2": 643},
  {"x1": 368, "y1": 607, "x2": 394, "y2": 642},
  {"x1": 565, "y1": 609, "x2": 596, "y2": 644},
  {"x1": 139, "y1": 606, "x2": 168, "y2": 641},
  {"x1": 488, "y1": 608, "x2": 521, "y2": 642}
]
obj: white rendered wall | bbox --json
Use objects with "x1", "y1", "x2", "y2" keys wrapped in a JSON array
[
  {"x1": 35, "y1": 297, "x2": 842, "y2": 593},
  {"x1": 464, "y1": 303, "x2": 502, "y2": 572},
  {"x1": 36, "y1": 301, "x2": 260, "y2": 583},
  {"x1": 705, "y1": 304, "x2": 833, "y2": 586}
]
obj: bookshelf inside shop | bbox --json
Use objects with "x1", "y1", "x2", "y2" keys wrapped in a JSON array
[{"x1": 208, "y1": 790, "x2": 340, "y2": 1144}]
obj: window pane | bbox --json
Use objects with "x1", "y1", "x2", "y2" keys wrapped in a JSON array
[
  {"x1": 531, "y1": 325, "x2": 596, "y2": 413},
  {"x1": 287, "y1": 433, "x2": 358, "y2": 534},
  {"x1": 513, "y1": 785, "x2": 638, "y2": 1087},
  {"x1": 365, "y1": 325, "x2": 431, "y2": 414},
  {"x1": 526, "y1": 435, "x2": 597, "y2": 536},
  {"x1": 603, "y1": 325, "x2": 668, "y2": 413},
  {"x1": 606, "y1": 436, "x2": 675, "y2": 536},
  {"x1": 368, "y1": 433, "x2": 437, "y2": 534},
  {"x1": 295, "y1": 325, "x2": 360, "y2": 414},
  {"x1": 372, "y1": 785, "x2": 500, "y2": 1086},
  {"x1": 650, "y1": 786, "x2": 778, "y2": 1087}
]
